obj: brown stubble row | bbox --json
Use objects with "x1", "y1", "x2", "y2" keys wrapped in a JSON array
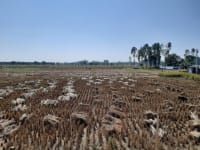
[{"x1": 0, "y1": 70, "x2": 200, "y2": 149}]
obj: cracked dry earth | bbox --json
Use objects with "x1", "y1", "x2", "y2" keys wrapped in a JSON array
[{"x1": 0, "y1": 69, "x2": 200, "y2": 150}]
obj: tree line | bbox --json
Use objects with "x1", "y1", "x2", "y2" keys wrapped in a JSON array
[{"x1": 131, "y1": 42, "x2": 199, "y2": 69}]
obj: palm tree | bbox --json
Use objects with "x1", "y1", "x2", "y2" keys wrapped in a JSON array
[
  {"x1": 167, "y1": 42, "x2": 172, "y2": 51},
  {"x1": 191, "y1": 48, "x2": 196, "y2": 56},
  {"x1": 161, "y1": 42, "x2": 171, "y2": 70},
  {"x1": 131, "y1": 47, "x2": 137, "y2": 67},
  {"x1": 147, "y1": 46, "x2": 152, "y2": 68},
  {"x1": 184, "y1": 49, "x2": 190, "y2": 57},
  {"x1": 143, "y1": 44, "x2": 150, "y2": 68},
  {"x1": 137, "y1": 47, "x2": 144, "y2": 65},
  {"x1": 152, "y1": 43, "x2": 161, "y2": 68},
  {"x1": 166, "y1": 42, "x2": 172, "y2": 58}
]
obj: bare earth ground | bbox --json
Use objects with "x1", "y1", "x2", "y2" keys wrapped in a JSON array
[{"x1": 0, "y1": 68, "x2": 200, "y2": 150}]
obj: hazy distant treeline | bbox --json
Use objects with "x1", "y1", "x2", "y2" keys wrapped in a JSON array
[
  {"x1": 0, "y1": 61, "x2": 55, "y2": 65},
  {"x1": 0, "y1": 60, "x2": 131, "y2": 66}
]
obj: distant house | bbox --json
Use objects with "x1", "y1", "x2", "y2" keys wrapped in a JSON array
[
  {"x1": 103, "y1": 60, "x2": 109, "y2": 65},
  {"x1": 160, "y1": 66, "x2": 180, "y2": 70},
  {"x1": 188, "y1": 65, "x2": 200, "y2": 74}
]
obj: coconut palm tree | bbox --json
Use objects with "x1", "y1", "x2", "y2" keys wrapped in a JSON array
[
  {"x1": 147, "y1": 46, "x2": 152, "y2": 68},
  {"x1": 152, "y1": 43, "x2": 162, "y2": 68},
  {"x1": 191, "y1": 48, "x2": 196, "y2": 56},
  {"x1": 167, "y1": 42, "x2": 172, "y2": 51},
  {"x1": 143, "y1": 44, "x2": 150, "y2": 68},
  {"x1": 161, "y1": 42, "x2": 171, "y2": 70},
  {"x1": 137, "y1": 47, "x2": 144, "y2": 66},
  {"x1": 184, "y1": 49, "x2": 190, "y2": 57},
  {"x1": 131, "y1": 47, "x2": 137, "y2": 67}
]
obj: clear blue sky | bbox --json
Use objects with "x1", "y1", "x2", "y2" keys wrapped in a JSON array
[{"x1": 0, "y1": 0, "x2": 200, "y2": 62}]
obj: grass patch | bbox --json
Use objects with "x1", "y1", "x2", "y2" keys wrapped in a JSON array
[
  {"x1": 0, "y1": 65, "x2": 46, "y2": 72},
  {"x1": 126, "y1": 68, "x2": 162, "y2": 75},
  {"x1": 159, "y1": 71, "x2": 200, "y2": 81},
  {"x1": 158, "y1": 72, "x2": 184, "y2": 77}
]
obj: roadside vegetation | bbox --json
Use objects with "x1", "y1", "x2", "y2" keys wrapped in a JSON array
[{"x1": 159, "y1": 70, "x2": 200, "y2": 81}]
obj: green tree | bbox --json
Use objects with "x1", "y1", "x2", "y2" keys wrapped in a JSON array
[
  {"x1": 137, "y1": 44, "x2": 151, "y2": 68},
  {"x1": 136, "y1": 42, "x2": 173, "y2": 69},
  {"x1": 167, "y1": 42, "x2": 172, "y2": 50},
  {"x1": 191, "y1": 48, "x2": 196, "y2": 56},
  {"x1": 161, "y1": 42, "x2": 172, "y2": 69},
  {"x1": 143, "y1": 44, "x2": 151, "y2": 68},
  {"x1": 165, "y1": 53, "x2": 181, "y2": 66},
  {"x1": 131, "y1": 47, "x2": 137, "y2": 66},
  {"x1": 137, "y1": 47, "x2": 145, "y2": 66},
  {"x1": 147, "y1": 45, "x2": 153, "y2": 68},
  {"x1": 184, "y1": 49, "x2": 190, "y2": 57},
  {"x1": 184, "y1": 49, "x2": 196, "y2": 68},
  {"x1": 152, "y1": 43, "x2": 161, "y2": 68}
]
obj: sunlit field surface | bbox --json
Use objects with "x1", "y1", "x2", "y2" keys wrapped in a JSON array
[{"x1": 0, "y1": 67, "x2": 200, "y2": 150}]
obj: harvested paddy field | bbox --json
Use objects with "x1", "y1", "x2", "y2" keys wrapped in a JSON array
[{"x1": 0, "y1": 69, "x2": 200, "y2": 150}]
